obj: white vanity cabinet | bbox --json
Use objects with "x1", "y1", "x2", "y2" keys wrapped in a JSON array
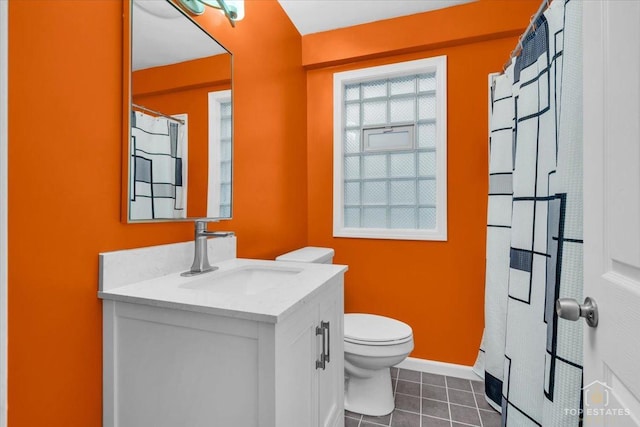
[
  {"x1": 101, "y1": 262, "x2": 345, "y2": 427},
  {"x1": 277, "y1": 276, "x2": 344, "y2": 427}
]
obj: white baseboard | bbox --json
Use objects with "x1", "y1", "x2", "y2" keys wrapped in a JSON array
[{"x1": 395, "y1": 357, "x2": 482, "y2": 381}]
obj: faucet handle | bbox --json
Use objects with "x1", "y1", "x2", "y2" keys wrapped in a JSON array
[
  {"x1": 192, "y1": 220, "x2": 233, "y2": 238},
  {"x1": 208, "y1": 231, "x2": 235, "y2": 237}
]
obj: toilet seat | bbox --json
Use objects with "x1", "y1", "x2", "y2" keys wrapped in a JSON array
[
  {"x1": 345, "y1": 335, "x2": 413, "y2": 346},
  {"x1": 344, "y1": 313, "x2": 413, "y2": 346}
]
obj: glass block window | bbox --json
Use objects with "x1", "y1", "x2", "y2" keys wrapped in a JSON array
[
  {"x1": 218, "y1": 100, "x2": 232, "y2": 218},
  {"x1": 333, "y1": 57, "x2": 447, "y2": 241},
  {"x1": 208, "y1": 90, "x2": 233, "y2": 218}
]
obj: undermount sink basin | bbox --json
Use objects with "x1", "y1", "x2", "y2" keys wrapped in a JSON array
[{"x1": 180, "y1": 265, "x2": 303, "y2": 295}]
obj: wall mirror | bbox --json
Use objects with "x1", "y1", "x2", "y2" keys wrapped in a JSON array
[{"x1": 124, "y1": 0, "x2": 233, "y2": 222}]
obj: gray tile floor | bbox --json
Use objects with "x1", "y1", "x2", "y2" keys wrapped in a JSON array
[{"x1": 345, "y1": 368, "x2": 501, "y2": 427}]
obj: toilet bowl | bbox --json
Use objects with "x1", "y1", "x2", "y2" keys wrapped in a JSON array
[
  {"x1": 344, "y1": 313, "x2": 414, "y2": 416},
  {"x1": 276, "y1": 247, "x2": 415, "y2": 417}
]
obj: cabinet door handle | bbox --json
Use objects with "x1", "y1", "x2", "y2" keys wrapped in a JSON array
[
  {"x1": 315, "y1": 325, "x2": 326, "y2": 370},
  {"x1": 321, "y1": 321, "x2": 330, "y2": 363}
]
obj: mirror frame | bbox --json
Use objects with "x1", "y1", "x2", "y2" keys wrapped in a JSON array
[{"x1": 122, "y1": 0, "x2": 234, "y2": 223}]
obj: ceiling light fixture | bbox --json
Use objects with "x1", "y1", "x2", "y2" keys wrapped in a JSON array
[{"x1": 178, "y1": 0, "x2": 244, "y2": 27}]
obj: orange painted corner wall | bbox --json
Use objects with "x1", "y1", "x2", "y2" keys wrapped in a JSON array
[
  {"x1": 132, "y1": 54, "x2": 232, "y2": 96},
  {"x1": 305, "y1": 0, "x2": 539, "y2": 365},
  {"x1": 7, "y1": 0, "x2": 305, "y2": 425}
]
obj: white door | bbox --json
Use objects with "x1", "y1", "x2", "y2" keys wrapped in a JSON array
[{"x1": 582, "y1": 1, "x2": 640, "y2": 425}]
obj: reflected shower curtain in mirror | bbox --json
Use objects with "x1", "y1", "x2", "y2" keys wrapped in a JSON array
[
  {"x1": 130, "y1": 111, "x2": 187, "y2": 220},
  {"x1": 474, "y1": 0, "x2": 583, "y2": 425}
]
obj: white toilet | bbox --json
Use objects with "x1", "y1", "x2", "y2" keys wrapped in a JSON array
[{"x1": 276, "y1": 247, "x2": 414, "y2": 417}]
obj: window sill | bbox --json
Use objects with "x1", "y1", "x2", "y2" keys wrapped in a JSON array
[{"x1": 333, "y1": 227, "x2": 447, "y2": 241}]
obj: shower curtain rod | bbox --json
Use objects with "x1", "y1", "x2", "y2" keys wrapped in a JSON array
[
  {"x1": 132, "y1": 103, "x2": 185, "y2": 125},
  {"x1": 504, "y1": 0, "x2": 551, "y2": 71}
]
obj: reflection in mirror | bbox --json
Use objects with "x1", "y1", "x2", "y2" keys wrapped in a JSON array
[{"x1": 126, "y1": 0, "x2": 232, "y2": 222}]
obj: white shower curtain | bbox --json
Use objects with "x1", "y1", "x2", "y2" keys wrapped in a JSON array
[
  {"x1": 475, "y1": 0, "x2": 583, "y2": 425},
  {"x1": 130, "y1": 111, "x2": 187, "y2": 220}
]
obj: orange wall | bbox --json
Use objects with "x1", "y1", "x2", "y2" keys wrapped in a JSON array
[
  {"x1": 7, "y1": 0, "x2": 306, "y2": 425},
  {"x1": 304, "y1": 0, "x2": 538, "y2": 365}
]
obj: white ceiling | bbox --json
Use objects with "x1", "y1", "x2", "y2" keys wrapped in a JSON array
[
  {"x1": 132, "y1": 0, "x2": 227, "y2": 71},
  {"x1": 131, "y1": 0, "x2": 476, "y2": 70},
  {"x1": 277, "y1": 0, "x2": 476, "y2": 36}
]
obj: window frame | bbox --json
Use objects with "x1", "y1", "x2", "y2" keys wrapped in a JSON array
[{"x1": 332, "y1": 56, "x2": 448, "y2": 241}]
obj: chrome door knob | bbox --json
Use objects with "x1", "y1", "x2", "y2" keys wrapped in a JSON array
[{"x1": 556, "y1": 297, "x2": 598, "y2": 327}]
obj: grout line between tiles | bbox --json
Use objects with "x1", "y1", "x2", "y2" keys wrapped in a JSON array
[
  {"x1": 361, "y1": 419, "x2": 388, "y2": 427},
  {"x1": 398, "y1": 383, "x2": 444, "y2": 402},
  {"x1": 423, "y1": 414, "x2": 458, "y2": 423},
  {"x1": 402, "y1": 390, "x2": 485, "y2": 411},
  {"x1": 400, "y1": 379, "x2": 422, "y2": 384},
  {"x1": 444, "y1": 377, "x2": 453, "y2": 427},
  {"x1": 448, "y1": 385, "x2": 476, "y2": 393},
  {"x1": 419, "y1": 372, "x2": 423, "y2": 427},
  {"x1": 471, "y1": 387, "x2": 484, "y2": 427},
  {"x1": 397, "y1": 390, "x2": 445, "y2": 401},
  {"x1": 390, "y1": 406, "x2": 432, "y2": 417}
]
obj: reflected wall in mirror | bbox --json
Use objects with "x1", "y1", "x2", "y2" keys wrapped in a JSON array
[{"x1": 125, "y1": 0, "x2": 232, "y2": 222}]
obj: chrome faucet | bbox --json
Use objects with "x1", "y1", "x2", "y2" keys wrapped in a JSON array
[{"x1": 181, "y1": 220, "x2": 234, "y2": 277}]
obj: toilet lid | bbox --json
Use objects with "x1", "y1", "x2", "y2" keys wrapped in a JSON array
[{"x1": 344, "y1": 313, "x2": 413, "y2": 344}]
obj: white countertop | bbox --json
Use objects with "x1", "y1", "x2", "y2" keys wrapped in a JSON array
[{"x1": 98, "y1": 258, "x2": 347, "y2": 323}]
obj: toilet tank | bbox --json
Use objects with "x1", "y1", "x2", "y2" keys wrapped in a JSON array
[{"x1": 276, "y1": 247, "x2": 335, "y2": 264}]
